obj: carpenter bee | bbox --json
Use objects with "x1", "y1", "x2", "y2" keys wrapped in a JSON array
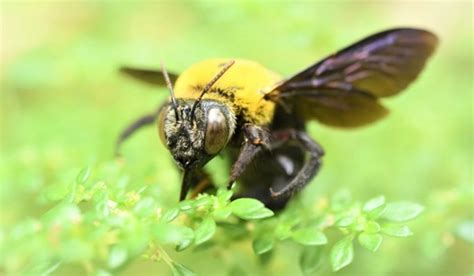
[{"x1": 116, "y1": 28, "x2": 438, "y2": 210}]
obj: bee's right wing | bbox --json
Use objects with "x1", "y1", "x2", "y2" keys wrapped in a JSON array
[
  {"x1": 119, "y1": 66, "x2": 179, "y2": 86},
  {"x1": 265, "y1": 28, "x2": 438, "y2": 127}
]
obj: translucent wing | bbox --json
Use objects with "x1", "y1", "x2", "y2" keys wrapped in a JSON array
[
  {"x1": 119, "y1": 66, "x2": 179, "y2": 86},
  {"x1": 266, "y1": 28, "x2": 438, "y2": 127}
]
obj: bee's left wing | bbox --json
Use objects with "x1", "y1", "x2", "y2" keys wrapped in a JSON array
[
  {"x1": 119, "y1": 66, "x2": 179, "y2": 86},
  {"x1": 265, "y1": 28, "x2": 438, "y2": 127}
]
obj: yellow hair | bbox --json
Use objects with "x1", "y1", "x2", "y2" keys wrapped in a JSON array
[{"x1": 174, "y1": 59, "x2": 281, "y2": 125}]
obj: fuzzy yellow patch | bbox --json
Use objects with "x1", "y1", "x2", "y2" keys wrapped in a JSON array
[{"x1": 174, "y1": 59, "x2": 281, "y2": 125}]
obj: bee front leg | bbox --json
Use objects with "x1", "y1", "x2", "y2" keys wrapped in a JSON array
[
  {"x1": 269, "y1": 129, "x2": 324, "y2": 198},
  {"x1": 227, "y1": 123, "x2": 270, "y2": 188}
]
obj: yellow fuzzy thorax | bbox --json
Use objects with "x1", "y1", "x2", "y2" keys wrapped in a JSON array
[{"x1": 173, "y1": 59, "x2": 281, "y2": 125}]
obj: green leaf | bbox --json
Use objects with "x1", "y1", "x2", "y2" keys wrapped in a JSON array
[
  {"x1": 212, "y1": 206, "x2": 232, "y2": 220},
  {"x1": 192, "y1": 196, "x2": 213, "y2": 209},
  {"x1": 381, "y1": 224, "x2": 413, "y2": 237},
  {"x1": 257, "y1": 250, "x2": 274, "y2": 266},
  {"x1": 176, "y1": 238, "x2": 193, "y2": 251},
  {"x1": 153, "y1": 224, "x2": 194, "y2": 247},
  {"x1": 217, "y1": 189, "x2": 233, "y2": 202},
  {"x1": 107, "y1": 246, "x2": 128, "y2": 269},
  {"x1": 330, "y1": 235, "x2": 354, "y2": 271},
  {"x1": 25, "y1": 260, "x2": 62, "y2": 275},
  {"x1": 363, "y1": 195, "x2": 385, "y2": 212},
  {"x1": 291, "y1": 228, "x2": 328, "y2": 246},
  {"x1": 364, "y1": 221, "x2": 381, "y2": 233},
  {"x1": 238, "y1": 208, "x2": 274, "y2": 220},
  {"x1": 95, "y1": 193, "x2": 109, "y2": 219},
  {"x1": 252, "y1": 235, "x2": 274, "y2": 254},
  {"x1": 218, "y1": 222, "x2": 248, "y2": 240},
  {"x1": 42, "y1": 182, "x2": 69, "y2": 202},
  {"x1": 193, "y1": 240, "x2": 217, "y2": 252},
  {"x1": 133, "y1": 197, "x2": 156, "y2": 218},
  {"x1": 358, "y1": 233, "x2": 383, "y2": 252},
  {"x1": 76, "y1": 167, "x2": 91, "y2": 185},
  {"x1": 299, "y1": 246, "x2": 324, "y2": 274},
  {"x1": 229, "y1": 198, "x2": 274, "y2": 219},
  {"x1": 162, "y1": 208, "x2": 180, "y2": 222},
  {"x1": 455, "y1": 220, "x2": 474, "y2": 243},
  {"x1": 229, "y1": 198, "x2": 264, "y2": 212},
  {"x1": 382, "y1": 202, "x2": 424, "y2": 222},
  {"x1": 366, "y1": 205, "x2": 387, "y2": 220},
  {"x1": 176, "y1": 227, "x2": 195, "y2": 251},
  {"x1": 42, "y1": 261, "x2": 62, "y2": 275},
  {"x1": 194, "y1": 218, "x2": 216, "y2": 245},
  {"x1": 42, "y1": 203, "x2": 81, "y2": 227},
  {"x1": 275, "y1": 223, "x2": 293, "y2": 240},
  {"x1": 179, "y1": 200, "x2": 194, "y2": 211},
  {"x1": 336, "y1": 215, "x2": 356, "y2": 227},
  {"x1": 171, "y1": 261, "x2": 196, "y2": 276}
]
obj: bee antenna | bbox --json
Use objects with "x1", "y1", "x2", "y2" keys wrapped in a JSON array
[
  {"x1": 191, "y1": 60, "x2": 235, "y2": 120},
  {"x1": 161, "y1": 61, "x2": 180, "y2": 120}
]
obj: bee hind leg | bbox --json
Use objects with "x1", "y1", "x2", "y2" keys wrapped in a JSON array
[{"x1": 269, "y1": 129, "x2": 324, "y2": 198}]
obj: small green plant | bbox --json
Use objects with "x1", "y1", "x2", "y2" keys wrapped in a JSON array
[
  {"x1": 250, "y1": 191, "x2": 423, "y2": 273},
  {"x1": 0, "y1": 164, "x2": 425, "y2": 275}
]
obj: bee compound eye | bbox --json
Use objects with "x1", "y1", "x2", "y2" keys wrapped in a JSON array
[
  {"x1": 204, "y1": 108, "x2": 229, "y2": 155},
  {"x1": 157, "y1": 107, "x2": 169, "y2": 148}
]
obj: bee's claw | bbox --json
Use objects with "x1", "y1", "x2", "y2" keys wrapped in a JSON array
[{"x1": 269, "y1": 188, "x2": 277, "y2": 198}]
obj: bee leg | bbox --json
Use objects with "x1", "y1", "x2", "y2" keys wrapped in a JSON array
[
  {"x1": 227, "y1": 124, "x2": 270, "y2": 188},
  {"x1": 115, "y1": 112, "x2": 157, "y2": 157},
  {"x1": 227, "y1": 143, "x2": 261, "y2": 188},
  {"x1": 269, "y1": 129, "x2": 324, "y2": 198}
]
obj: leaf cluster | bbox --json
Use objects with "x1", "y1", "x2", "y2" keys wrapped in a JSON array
[{"x1": 1, "y1": 164, "x2": 428, "y2": 275}]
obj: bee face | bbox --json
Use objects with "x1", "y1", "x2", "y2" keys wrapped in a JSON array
[{"x1": 158, "y1": 99, "x2": 236, "y2": 170}]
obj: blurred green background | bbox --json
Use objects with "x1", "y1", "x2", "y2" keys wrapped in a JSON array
[{"x1": 1, "y1": 1, "x2": 472, "y2": 275}]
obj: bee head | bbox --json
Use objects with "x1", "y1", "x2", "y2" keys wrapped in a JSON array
[
  {"x1": 158, "y1": 60, "x2": 235, "y2": 200},
  {"x1": 158, "y1": 99, "x2": 236, "y2": 170}
]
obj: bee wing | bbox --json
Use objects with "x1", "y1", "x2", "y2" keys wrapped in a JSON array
[
  {"x1": 119, "y1": 66, "x2": 179, "y2": 86},
  {"x1": 267, "y1": 28, "x2": 438, "y2": 127}
]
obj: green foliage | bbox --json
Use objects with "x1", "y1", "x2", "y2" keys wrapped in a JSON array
[
  {"x1": 358, "y1": 233, "x2": 382, "y2": 252},
  {"x1": 382, "y1": 202, "x2": 424, "y2": 222},
  {"x1": 252, "y1": 235, "x2": 274, "y2": 255},
  {"x1": 299, "y1": 246, "x2": 324, "y2": 274},
  {"x1": 291, "y1": 228, "x2": 327, "y2": 246},
  {"x1": 330, "y1": 235, "x2": 354, "y2": 272},
  {"x1": 228, "y1": 198, "x2": 274, "y2": 220},
  {"x1": 0, "y1": 166, "x2": 426, "y2": 274}
]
